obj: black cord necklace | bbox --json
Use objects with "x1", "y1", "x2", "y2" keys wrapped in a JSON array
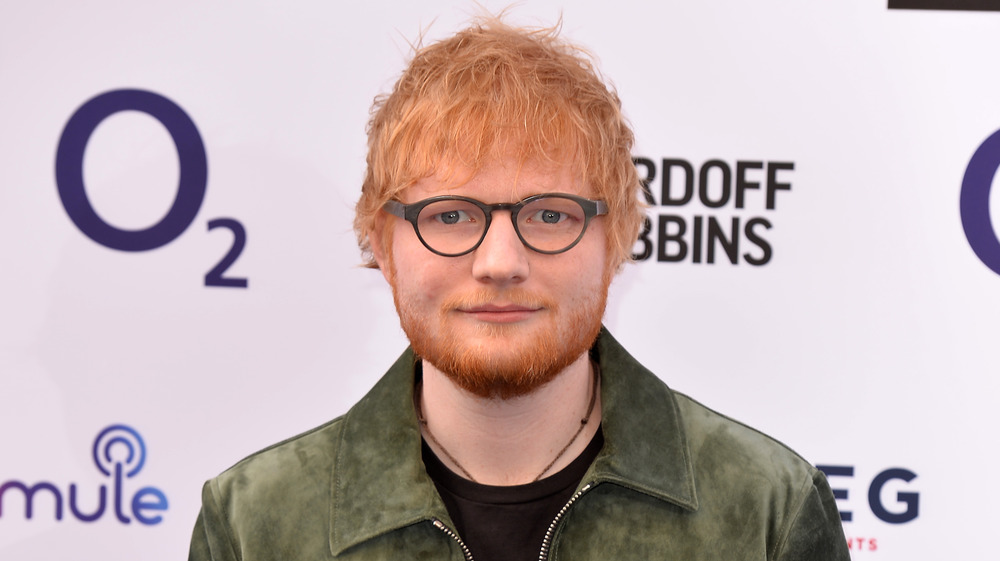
[{"x1": 415, "y1": 363, "x2": 600, "y2": 483}]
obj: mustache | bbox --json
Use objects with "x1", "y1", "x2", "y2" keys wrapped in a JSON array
[{"x1": 442, "y1": 288, "x2": 556, "y2": 311}]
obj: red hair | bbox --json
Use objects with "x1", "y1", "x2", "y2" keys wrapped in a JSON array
[{"x1": 355, "y1": 17, "x2": 643, "y2": 270}]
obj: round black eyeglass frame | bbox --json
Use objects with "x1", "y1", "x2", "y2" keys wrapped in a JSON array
[{"x1": 382, "y1": 193, "x2": 609, "y2": 257}]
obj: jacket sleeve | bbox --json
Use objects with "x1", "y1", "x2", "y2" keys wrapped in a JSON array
[
  {"x1": 774, "y1": 470, "x2": 851, "y2": 561},
  {"x1": 188, "y1": 480, "x2": 239, "y2": 561}
]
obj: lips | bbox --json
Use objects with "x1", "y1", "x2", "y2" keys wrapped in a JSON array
[
  {"x1": 462, "y1": 303, "x2": 540, "y2": 313},
  {"x1": 459, "y1": 303, "x2": 542, "y2": 323}
]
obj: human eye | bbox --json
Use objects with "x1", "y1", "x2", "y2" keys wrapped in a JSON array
[
  {"x1": 433, "y1": 208, "x2": 474, "y2": 225},
  {"x1": 527, "y1": 208, "x2": 569, "y2": 225},
  {"x1": 417, "y1": 200, "x2": 482, "y2": 233},
  {"x1": 522, "y1": 197, "x2": 584, "y2": 226}
]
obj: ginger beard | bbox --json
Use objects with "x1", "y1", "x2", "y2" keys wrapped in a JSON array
[{"x1": 386, "y1": 264, "x2": 610, "y2": 400}]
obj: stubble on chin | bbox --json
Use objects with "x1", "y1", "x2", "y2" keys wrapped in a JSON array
[{"x1": 393, "y1": 285, "x2": 607, "y2": 400}]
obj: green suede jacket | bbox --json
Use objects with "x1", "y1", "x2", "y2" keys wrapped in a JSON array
[{"x1": 189, "y1": 329, "x2": 849, "y2": 560}]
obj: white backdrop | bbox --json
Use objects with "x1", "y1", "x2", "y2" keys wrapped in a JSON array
[{"x1": 2, "y1": 1, "x2": 999, "y2": 559}]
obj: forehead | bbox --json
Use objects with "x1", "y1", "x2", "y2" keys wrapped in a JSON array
[{"x1": 401, "y1": 158, "x2": 589, "y2": 203}]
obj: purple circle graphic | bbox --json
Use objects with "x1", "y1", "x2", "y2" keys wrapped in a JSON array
[{"x1": 960, "y1": 128, "x2": 1000, "y2": 276}]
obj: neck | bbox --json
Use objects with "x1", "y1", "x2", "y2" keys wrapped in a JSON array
[{"x1": 418, "y1": 352, "x2": 601, "y2": 486}]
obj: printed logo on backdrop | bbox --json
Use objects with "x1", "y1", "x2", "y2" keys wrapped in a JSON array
[
  {"x1": 817, "y1": 464, "x2": 920, "y2": 553},
  {"x1": 0, "y1": 425, "x2": 168, "y2": 524},
  {"x1": 632, "y1": 157, "x2": 793, "y2": 265},
  {"x1": 55, "y1": 88, "x2": 249, "y2": 288},
  {"x1": 960, "y1": 127, "x2": 1000, "y2": 277},
  {"x1": 888, "y1": 0, "x2": 1000, "y2": 11}
]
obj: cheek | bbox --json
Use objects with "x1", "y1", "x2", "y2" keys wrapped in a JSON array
[
  {"x1": 391, "y1": 245, "x2": 462, "y2": 304},
  {"x1": 586, "y1": 224, "x2": 613, "y2": 286},
  {"x1": 564, "y1": 228, "x2": 610, "y2": 289}
]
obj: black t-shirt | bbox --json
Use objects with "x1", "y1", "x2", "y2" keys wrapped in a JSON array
[{"x1": 422, "y1": 427, "x2": 604, "y2": 561}]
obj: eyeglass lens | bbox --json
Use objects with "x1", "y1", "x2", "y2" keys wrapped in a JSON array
[{"x1": 415, "y1": 196, "x2": 589, "y2": 255}]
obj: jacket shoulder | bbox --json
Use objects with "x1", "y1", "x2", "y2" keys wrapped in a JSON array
[
  {"x1": 212, "y1": 415, "x2": 344, "y2": 492},
  {"x1": 672, "y1": 392, "x2": 846, "y2": 558},
  {"x1": 672, "y1": 391, "x2": 818, "y2": 483},
  {"x1": 193, "y1": 418, "x2": 348, "y2": 560},
  {"x1": 204, "y1": 415, "x2": 346, "y2": 527}
]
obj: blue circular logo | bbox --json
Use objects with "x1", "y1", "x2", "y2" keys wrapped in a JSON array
[
  {"x1": 92, "y1": 424, "x2": 147, "y2": 477},
  {"x1": 960, "y1": 128, "x2": 1000, "y2": 276}
]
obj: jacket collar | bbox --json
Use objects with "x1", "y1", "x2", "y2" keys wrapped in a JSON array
[
  {"x1": 583, "y1": 328, "x2": 698, "y2": 510},
  {"x1": 329, "y1": 327, "x2": 698, "y2": 556}
]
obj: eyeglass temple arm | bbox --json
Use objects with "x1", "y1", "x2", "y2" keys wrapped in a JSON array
[{"x1": 383, "y1": 200, "x2": 405, "y2": 218}]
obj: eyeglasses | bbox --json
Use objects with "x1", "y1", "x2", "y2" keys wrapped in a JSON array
[{"x1": 383, "y1": 193, "x2": 608, "y2": 257}]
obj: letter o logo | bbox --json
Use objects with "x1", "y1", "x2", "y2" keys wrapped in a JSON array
[
  {"x1": 960, "y1": 128, "x2": 1000, "y2": 276},
  {"x1": 55, "y1": 89, "x2": 207, "y2": 251}
]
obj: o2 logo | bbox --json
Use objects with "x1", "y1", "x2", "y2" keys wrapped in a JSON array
[
  {"x1": 55, "y1": 89, "x2": 247, "y2": 288},
  {"x1": 960, "y1": 127, "x2": 1000, "y2": 277},
  {"x1": 0, "y1": 424, "x2": 168, "y2": 524}
]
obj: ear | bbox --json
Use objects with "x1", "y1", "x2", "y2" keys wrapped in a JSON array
[{"x1": 368, "y1": 214, "x2": 393, "y2": 283}]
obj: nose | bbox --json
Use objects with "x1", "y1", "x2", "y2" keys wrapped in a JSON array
[{"x1": 471, "y1": 212, "x2": 529, "y2": 284}]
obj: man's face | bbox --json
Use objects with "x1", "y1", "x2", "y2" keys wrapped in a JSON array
[{"x1": 375, "y1": 158, "x2": 611, "y2": 399}]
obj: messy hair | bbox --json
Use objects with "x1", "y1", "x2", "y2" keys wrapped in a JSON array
[{"x1": 354, "y1": 17, "x2": 643, "y2": 270}]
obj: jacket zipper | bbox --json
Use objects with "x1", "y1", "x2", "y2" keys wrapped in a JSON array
[
  {"x1": 432, "y1": 481, "x2": 595, "y2": 561},
  {"x1": 433, "y1": 518, "x2": 475, "y2": 561},
  {"x1": 537, "y1": 482, "x2": 594, "y2": 561}
]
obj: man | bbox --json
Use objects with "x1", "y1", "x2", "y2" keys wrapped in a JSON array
[{"x1": 189, "y1": 17, "x2": 849, "y2": 561}]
